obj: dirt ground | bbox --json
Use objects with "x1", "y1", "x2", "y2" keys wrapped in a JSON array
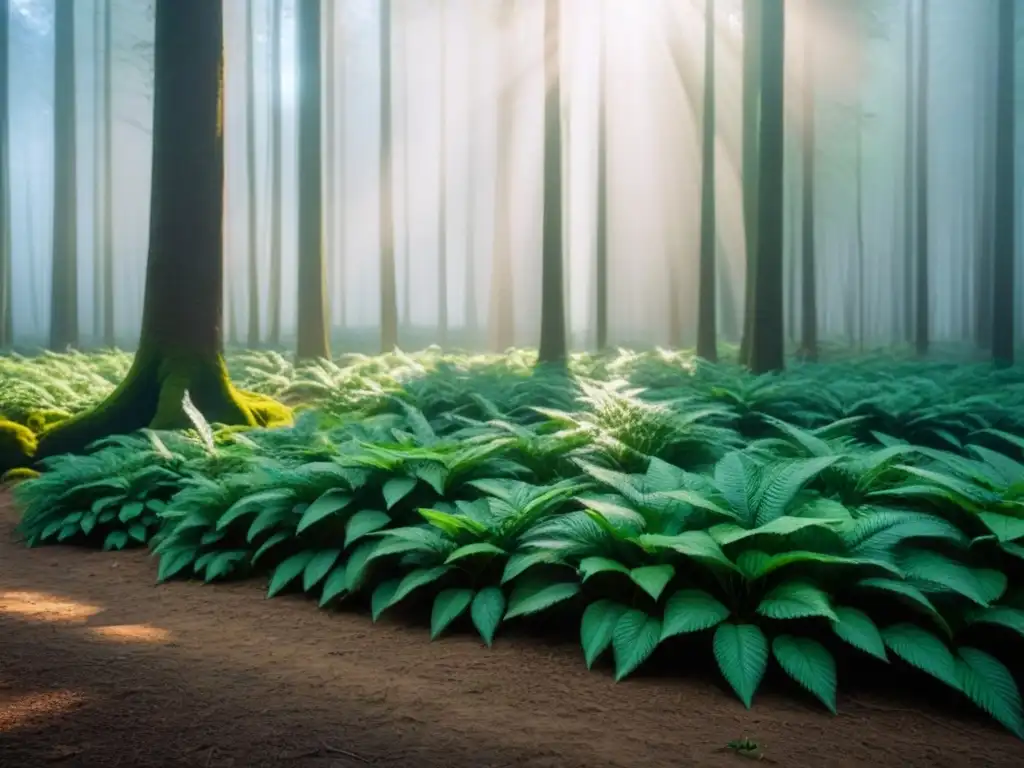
[{"x1": 0, "y1": 494, "x2": 1020, "y2": 768}]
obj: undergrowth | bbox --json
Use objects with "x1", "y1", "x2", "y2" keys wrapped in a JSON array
[{"x1": 6, "y1": 346, "x2": 1024, "y2": 738}]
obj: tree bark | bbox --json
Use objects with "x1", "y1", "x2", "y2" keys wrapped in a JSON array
[
  {"x1": 268, "y1": 0, "x2": 283, "y2": 346},
  {"x1": 380, "y1": 1, "x2": 399, "y2": 351},
  {"x1": 437, "y1": 0, "x2": 449, "y2": 345},
  {"x1": 245, "y1": 0, "x2": 260, "y2": 347},
  {"x1": 696, "y1": 0, "x2": 717, "y2": 362},
  {"x1": 36, "y1": 0, "x2": 289, "y2": 462},
  {"x1": 296, "y1": 0, "x2": 330, "y2": 360},
  {"x1": 595, "y1": 1, "x2": 609, "y2": 352},
  {"x1": 51, "y1": 0, "x2": 79, "y2": 350},
  {"x1": 992, "y1": 0, "x2": 1015, "y2": 366},
  {"x1": 747, "y1": 0, "x2": 784, "y2": 374},
  {"x1": 799, "y1": 0, "x2": 817, "y2": 361},
  {"x1": 102, "y1": 0, "x2": 115, "y2": 346},
  {"x1": 0, "y1": 0, "x2": 10, "y2": 348},
  {"x1": 914, "y1": 0, "x2": 929, "y2": 357},
  {"x1": 738, "y1": 0, "x2": 761, "y2": 366},
  {"x1": 537, "y1": 0, "x2": 567, "y2": 366}
]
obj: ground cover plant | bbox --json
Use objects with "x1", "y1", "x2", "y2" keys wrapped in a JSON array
[{"x1": 5, "y1": 347, "x2": 1024, "y2": 739}]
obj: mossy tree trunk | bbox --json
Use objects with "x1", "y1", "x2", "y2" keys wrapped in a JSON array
[
  {"x1": 799, "y1": 0, "x2": 817, "y2": 361},
  {"x1": 747, "y1": 0, "x2": 784, "y2": 374},
  {"x1": 50, "y1": 0, "x2": 78, "y2": 351},
  {"x1": 0, "y1": 0, "x2": 10, "y2": 348},
  {"x1": 295, "y1": 0, "x2": 330, "y2": 361},
  {"x1": 268, "y1": 0, "x2": 283, "y2": 346},
  {"x1": 537, "y1": 0, "x2": 567, "y2": 366},
  {"x1": 738, "y1": 0, "x2": 761, "y2": 367},
  {"x1": 245, "y1": 0, "x2": 260, "y2": 348},
  {"x1": 696, "y1": 0, "x2": 717, "y2": 362},
  {"x1": 992, "y1": 0, "x2": 1016, "y2": 366},
  {"x1": 36, "y1": 0, "x2": 288, "y2": 462},
  {"x1": 380, "y1": 1, "x2": 399, "y2": 352}
]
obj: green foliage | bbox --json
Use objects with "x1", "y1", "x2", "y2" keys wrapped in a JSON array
[{"x1": 7, "y1": 347, "x2": 1024, "y2": 737}]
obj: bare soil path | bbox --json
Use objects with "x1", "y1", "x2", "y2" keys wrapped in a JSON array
[{"x1": 0, "y1": 493, "x2": 1019, "y2": 768}]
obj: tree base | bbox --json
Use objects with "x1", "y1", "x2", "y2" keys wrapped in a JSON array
[
  {"x1": 34, "y1": 347, "x2": 292, "y2": 462},
  {"x1": 0, "y1": 420, "x2": 37, "y2": 476}
]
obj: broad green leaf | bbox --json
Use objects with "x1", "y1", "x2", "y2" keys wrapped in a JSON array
[
  {"x1": 104, "y1": 530, "x2": 128, "y2": 551},
  {"x1": 430, "y1": 588, "x2": 474, "y2": 639},
  {"x1": 578, "y1": 556, "x2": 630, "y2": 582},
  {"x1": 881, "y1": 624, "x2": 961, "y2": 690},
  {"x1": 200, "y1": 529, "x2": 226, "y2": 547},
  {"x1": 247, "y1": 505, "x2": 295, "y2": 542},
  {"x1": 757, "y1": 581, "x2": 838, "y2": 622},
  {"x1": 297, "y1": 489, "x2": 354, "y2": 533},
  {"x1": 612, "y1": 609, "x2": 662, "y2": 681},
  {"x1": 267, "y1": 551, "x2": 317, "y2": 598},
  {"x1": 661, "y1": 589, "x2": 730, "y2": 640},
  {"x1": 969, "y1": 606, "x2": 1024, "y2": 640},
  {"x1": 630, "y1": 564, "x2": 675, "y2": 602},
  {"x1": 344, "y1": 539, "x2": 379, "y2": 593},
  {"x1": 58, "y1": 523, "x2": 78, "y2": 542},
  {"x1": 344, "y1": 509, "x2": 391, "y2": 548},
  {"x1": 371, "y1": 579, "x2": 402, "y2": 621},
  {"x1": 303, "y1": 549, "x2": 343, "y2": 591},
  {"x1": 445, "y1": 542, "x2": 506, "y2": 564},
  {"x1": 471, "y1": 586, "x2": 506, "y2": 646},
  {"x1": 158, "y1": 548, "x2": 197, "y2": 583},
  {"x1": 91, "y1": 495, "x2": 121, "y2": 514},
  {"x1": 382, "y1": 566, "x2": 452, "y2": 613},
  {"x1": 712, "y1": 516, "x2": 843, "y2": 547},
  {"x1": 974, "y1": 569, "x2": 1009, "y2": 604},
  {"x1": 118, "y1": 500, "x2": 145, "y2": 523},
  {"x1": 899, "y1": 550, "x2": 992, "y2": 606},
  {"x1": 830, "y1": 606, "x2": 887, "y2": 661},
  {"x1": 318, "y1": 564, "x2": 350, "y2": 607},
  {"x1": 772, "y1": 635, "x2": 837, "y2": 714},
  {"x1": 218, "y1": 489, "x2": 293, "y2": 531},
  {"x1": 128, "y1": 523, "x2": 148, "y2": 543},
  {"x1": 251, "y1": 531, "x2": 289, "y2": 566},
  {"x1": 502, "y1": 551, "x2": 561, "y2": 583},
  {"x1": 205, "y1": 551, "x2": 247, "y2": 582},
  {"x1": 856, "y1": 578, "x2": 951, "y2": 636},
  {"x1": 383, "y1": 476, "x2": 418, "y2": 509},
  {"x1": 41, "y1": 519, "x2": 63, "y2": 541},
  {"x1": 956, "y1": 647, "x2": 1024, "y2": 739},
  {"x1": 635, "y1": 531, "x2": 736, "y2": 571},
  {"x1": 580, "y1": 599, "x2": 628, "y2": 668},
  {"x1": 977, "y1": 512, "x2": 1024, "y2": 542},
  {"x1": 80, "y1": 512, "x2": 98, "y2": 535},
  {"x1": 505, "y1": 580, "x2": 581, "y2": 620},
  {"x1": 713, "y1": 623, "x2": 768, "y2": 708},
  {"x1": 744, "y1": 550, "x2": 899, "y2": 581},
  {"x1": 419, "y1": 508, "x2": 488, "y2": 537}
]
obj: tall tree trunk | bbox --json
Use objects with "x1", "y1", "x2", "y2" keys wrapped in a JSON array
[
  {"x1": 51, "y1": 0, "x2": 79, "y2": 350},
  {"x1": 296, "y1": 0, "x2": 330, "y2": 360},
  {"x1": 747, "y1": 0, "x2": 784, "y2": 374},
  {"x1": 696, "y1": 0, "x2": 717, "y2": 361},
  {"x1": 268, "y1": 0, "x2": 283, "y2": 346},
  {"x1": 902, "y1": 0, "x2": 914, "y2": 345},
  {"x1": 855, "y1": 109, "x2": 865, "y2": 349},
  {"x1": 245, "y1": 0, "x2": 260, "y2": 347},
  {"x1": 437, "y1": 1, "x2": 448, "y2": 345},
  {"x1": 0, "y1": 0, "x2": 10, "y2": 348},
  {"x1": 379, "y1": 1, "x2": 399, "y2": 351},
  {"x1": 464, "y1": 6, "x2": 479, "y2": 338},
  {"x1": 488, "y1": 2, "x2": 517, "y2": 351},
  {"x1": 738, "y1": 0, "x2": 761, "y2": 366},
  {"x1": 992, "y1": 0, "x2": 1016, "y2": 366},
  {"x1": 102, "y1": 0, "x2": 115, "y2": 346},
  {"x1": 799, "y1": 0, "x2": 817, "y2": 361},
  {"x1": 914, "y1": 0, "x2": 929, "y2": 357},
  {"x1": 594, "y1": 1, "x2": 608, "y2": 351},
  {"x1": 92, "y1": 0, "x2": 103, "y2": 343},
  {"x1": 36, "y1": 0, "x2": 290, "y2": 462},
  {"x1": 537, "y1": 0, "x2": 566, "y2": 365}
]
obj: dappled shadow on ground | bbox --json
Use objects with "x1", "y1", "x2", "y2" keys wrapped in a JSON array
[{"x1": 0, "y1": 496, "x2": 1019, "y2": 768}]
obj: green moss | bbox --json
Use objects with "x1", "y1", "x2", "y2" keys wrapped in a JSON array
[
  {"x1": 26, "y1": 409, "x2": 72, "y2": 433},
  {"x1": 2, "y1": 467, "x2": 41, "y2": 483},
  {"x1": 34, "y1": 346, "x2": 291, "y2": 462},
  {"x1": 0, "y1": 419, "x2": 38, "y2": 476}
]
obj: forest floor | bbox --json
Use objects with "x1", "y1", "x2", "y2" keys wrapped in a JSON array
[{"x1": 1, "y1": 493, "x2": 1021, "y2": 768}]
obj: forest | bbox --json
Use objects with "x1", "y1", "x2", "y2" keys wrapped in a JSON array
[{"x1": 1, "y1": 0, "x2": 1024, "y2": 766}]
